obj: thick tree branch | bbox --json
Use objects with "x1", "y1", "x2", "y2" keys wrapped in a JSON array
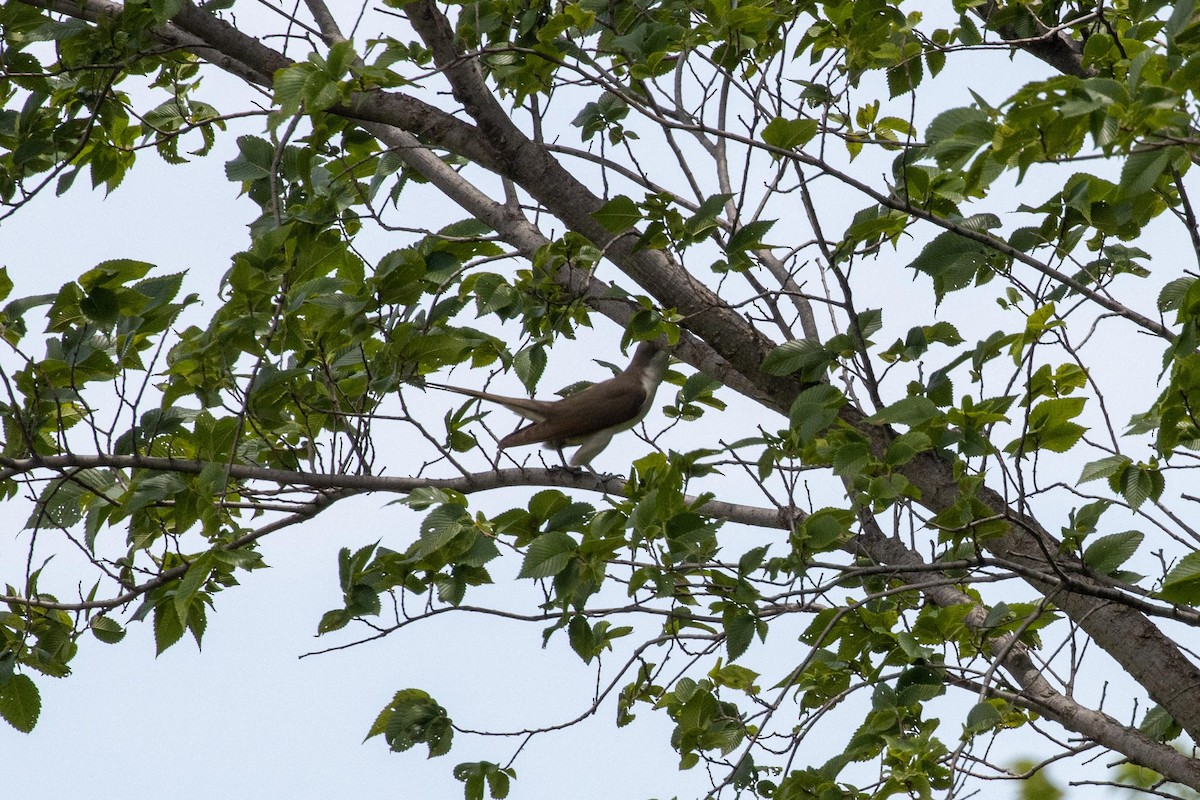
[
  {"x1": 973, "y1": 3, "x2": 1093, "y2": 79},
  {"x1": 12, "y1": 0, "x2": 1200, "y2": 771},
  {"x1": 401, "y1": 0, "x2": 798, "y2": 400},
  {"x1": 853, "y1": 513, "x2": 1200, "y2": 788}
]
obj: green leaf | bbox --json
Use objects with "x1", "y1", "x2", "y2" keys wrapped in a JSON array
[
  {"x1": 1083, "y1": 531, "x2": 1143, "y2": 575},
  {"x1": 925, "y1": 48, "x2": 946, "y2": 77},
  {"x1": 728, "y1": 219, "x2": 775, "y2": 252},
  {"x1": 1008, "y1": 398, "x2": 1086, "y2": 454},
  {"x1": 0, "y1": 674, "x2": 40, "y2": 733},
  {"x1": 1117, "y1": 148, "x2": 1171, "y2": 199},
  {"x1": 486, "y1": 766, "x2": 512, "y2": 799},
  {"x1": 683, "y1": 193, "x2": 732, "y2": 241},
  {"x1": 885, "y1": 430, "x2": 932, "y2": 466},
  {"x1": 1139, "y1": 705, "x2": 1182, "y2": 743},
  {"x1": 528, "y1": 489, "x2": 569, "y2": 521},
  {"x1": 89, "y1": 614, "x2": 126, "y2": 644},
  {"x1": 866, "y1": 396, "x2": 940, "y2": 427},
  {"x1": 418, "y1": 505, "x2": 467, "y2": 558},
  {"x1": 453, "y1": 761, "x2": 512, "y2": 800},
  {"x1": 709, "y1": 661, "x2": 760, "y2": 693},
  {"x1": 762, "y1": 117, "x2": 818, "y2": 150},
  {"x1": 982, "y1": 601, "x2": 1012, "y2": 628},
  {"x1": 909, "y1": 219, "x2": 1002, "y2": 303},
  {"x1": 724, "y1": 611, "x2": 756, "y2": 661},
  {"x1": 761, "y1": 339, "x2": 831, "y2": 377},
  {"x1": 886, "y1": 57, "x2": 922, "y2": 97},
  {"x1": 1115, "y1": 463, "x2": 1163, "y2": 512},
  {"x1": 370, "y1": 689, "x2": 454, "y2": 758},
  {"x1": 153, "y1": 603, "x2": 185, "y2": 655},
  {"x1": 568, "y1": 616, "x2": 595, "y2": 662},
  {"x1": 801, "y1": 509, "x2": 851, "y2": 551},
  {"x1": 1078, "y1": 455, "x2": 1129, "y2": 484},
  {"x1": 1166, "y1": 0, "x2": 1197, "y2": 41},
  {"x1": 324, "y1": 40, "x2": 357, "y2": 79},
  {"x1": 788, "y1": 384, "x2": 844, "y2": 443},
  {"x1": 225, "y1": 135, "x2": 273, "y2": 182},
  {"x1": 1159, "y1": 551, "x2": 1200, "y2": 605},
  {"x1": 963, "y1": 701, "x2": 1003, "y2": 735},
  {"x1": 737, "y1": 545, "x2": 768, "y2": 576},
  {"x1": 894, "y1": 631, "x2": 932, "y2": 662},
  {"x1": 514, "y1": 345, "x2": 547, "y2": 394},
  {"x1": 592, "y1": 195, "x2": 642, "y2": 233},
  {"x1": 1158, "y1": 277, "x2": 1194, "y2": 313},
  {"x1": 518, "y1": 531, "x2": 577, "y2": 578},
  {"x1": 174, "y1": 551, "x2": 216, "y2": 619}
]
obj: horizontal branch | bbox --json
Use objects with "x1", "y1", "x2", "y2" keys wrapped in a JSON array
[{"x1": 0, "y1": 453, "x2": 795, "y2": 528}]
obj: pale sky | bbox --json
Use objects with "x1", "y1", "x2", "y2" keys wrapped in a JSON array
[
  {"x1": 0, "y1": 6, "x2": 1184, "y2": 799},
  {"x1": 0, "y1": 82, "x2": 720, "y2": 800}
]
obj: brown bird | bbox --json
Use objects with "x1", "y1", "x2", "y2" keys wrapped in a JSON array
[{"x1": 427, "y1": 341, "x2": 669, "y2": 466}]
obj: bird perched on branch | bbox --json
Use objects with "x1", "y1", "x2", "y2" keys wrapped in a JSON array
[{"x1": 427, "y1": 341, "x2": 669, "y2": 467}]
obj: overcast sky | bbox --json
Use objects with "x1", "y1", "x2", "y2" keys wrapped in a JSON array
[
  {"x1": 0, "y1": 75, "x2": 727, "y2": 799},
  {"x1": 0, "y1": 6, "x2": 1182, "y2": 800}
]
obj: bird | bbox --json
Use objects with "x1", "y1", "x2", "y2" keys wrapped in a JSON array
[{"x1": 426, "y1": 341, "x2": 669, "y2": 467}]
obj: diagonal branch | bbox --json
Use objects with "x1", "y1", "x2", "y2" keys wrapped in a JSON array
[
  {"x1": 17, "y1": 0, "x2": 1200, "y2": 754},
  {"x1": 852, "y1": 511, "x2": 1200, "y2": 789}
]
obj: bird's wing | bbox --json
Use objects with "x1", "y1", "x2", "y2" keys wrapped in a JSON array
[
  {"x1": 425, "y1": 382, "x2": 554, "y2": 422},
  {"x1": 498, "y1": 378, "x2": 647, "y2": 448}
]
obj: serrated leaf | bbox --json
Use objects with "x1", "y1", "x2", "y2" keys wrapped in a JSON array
[
  {"x1": 926, "y1": 48, "x2": 946, "y2": 76},
  {"x1": 887, "y1": 60, "x2": 921, "y2": 97},
  {"x1": 528, "y1": 489, "x2": 569, "y2": 521},
  {"x1": 592, "y1": 195, "x2": 642, "y2": 233},
  {"x1": 761, "y1": 339, "x2": 830, "y2": 376},
  {"x1": 709, "y1": 662, "x2": 759, "y2": 693},
  {"x1": 788, "y1": 384, "x2": 844, "y2": 443},
  {"x1": 318, "y1": 608, "x2": 352, "y2": 634},
  {"x1": 963, "y1": 701, "x2": 1002, "y2": 734},
  {"x1": 1139, "y1": 704, "x2": 1181, "y2": 742},
  {"x1": 1078, "y1": 455, "x2": 1128, "y2": 484},
  {"x1": 894, "y1": 631, "x2": 933, "y2": 661},
  {"x1": 737, "y1": 545, "x2": 768, "y2": 576},
  {"x1": 728, "y1": 219, "x2": 775, "y2": 252},
  {"x1": 982, "y1": 601, "x2": 1011, "y2": 628},
  {"x1": 372, "y1": 689, "x2": 454, "y2": 757},
  {"x1": 725, "y1": 611, "x2": 755, "y2": 661},
  {"x1": 1159, "y1": 551, "x2": 1200, "y2": 605},
  {"x1": 1117, "y1": 148, "x2": 1171, "y2": 199},
  {"x1": 762, "y1": 117, "x2": 818, "y2": 150},
  {"x1": 802, "y1": 509, "x2": 850, "y2": 551},
  {"x1": 1010, "y1": 397, "x2": 1087, "y2": 454},
  {"x1": 487, "y1": 767, "x2": 511, "y2": 799},
  {"x1": 1118, "y1": 464, "x2": 1162, "y2": 511},
  {"x1": 1158, "y1": 277, "x2": 1194, "y2": 313},
  {"x1": 518, "y1": 531, "x2": 577, "y2": 578},
  {"x1": 224, "y1": 135, "x2": 273, "y2": 182},
  {"x1": 417, "y1": 505, "x2": 466, "y2": 557},
  {"x1": 910, "y1": 223, "x2": 1000, "y2": 302},
  {"x1": 174, "y1": 551, "x2": 215, "y2": 619},
  {"x1": 153, "y1": 603, "x2": 185, "y2": 655},
  {"x1": 1083, "y1": 530, "x2": 1143, "y2": 574},
  {"x1": 514, "y1": 345, "x2": 546, "y2": 394},
  {"x1": 0, "y1": 674, "x2": 40, "y2": 733},
  {"x1": 867, "y1": 396, "x2": 940, "y2": 427},
  {"x1": 568, "y1": 616, "x2": 594, "y2": 663},
  {"x1": 89, "y1": 614, "x2": 126, "y2": 644}
]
